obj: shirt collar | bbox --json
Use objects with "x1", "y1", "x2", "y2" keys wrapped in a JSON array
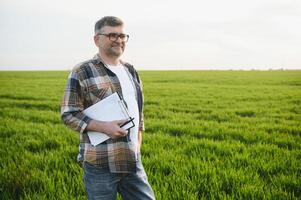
[{"x1": 93, "y1": 53, "x2": 125, "y2": 66}]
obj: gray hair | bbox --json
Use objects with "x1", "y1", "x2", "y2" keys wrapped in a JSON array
[{"x1": 94, "y1": 16, "x2": 124, "y2": 35}]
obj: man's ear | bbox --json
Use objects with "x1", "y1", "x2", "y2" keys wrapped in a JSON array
[{"x1": 94, "y1": 35, "x2": 100, "y2": 47}]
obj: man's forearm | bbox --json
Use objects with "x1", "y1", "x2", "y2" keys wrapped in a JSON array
[
  {"x1": 138, "y1": 131, "x2": 142, "y2": 153},
  {"x1": 86, "y1": 120, "x2": 107, "y2": 133},
  {"x1": 85, "y1": 119, "x2": 128, "y2": 139},
  {"x1": 138, "y1": 131, "x2": 142, "y2": 145}
]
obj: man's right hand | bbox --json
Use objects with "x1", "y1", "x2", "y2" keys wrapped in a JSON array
[
  {"x1": 86, "y1": 119, "x2": 128, "y2": 139},
  {"x1": 102, "y1": 119, "x2": 128, "y2": 139}
]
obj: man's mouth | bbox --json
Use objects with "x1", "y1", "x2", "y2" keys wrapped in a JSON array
[{"x1": 112, "y1": 45, "x2": 123, "y2": 49}]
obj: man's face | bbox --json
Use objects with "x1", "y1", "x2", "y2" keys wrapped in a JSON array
[{"x1": 94, "y1": 25, "x2": 127, "y2": 58}]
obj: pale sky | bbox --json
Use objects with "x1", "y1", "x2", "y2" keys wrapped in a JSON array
[{"x1": 0, "y1": 0, "x2": 300, "y2": 70}]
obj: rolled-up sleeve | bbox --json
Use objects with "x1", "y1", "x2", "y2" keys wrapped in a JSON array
[
  {"x1": 138, "y1": 76, "x2": 145, "y2": 132},
  {"x1": 61, "y1": 70, "x2": 92, "y2": 134}
]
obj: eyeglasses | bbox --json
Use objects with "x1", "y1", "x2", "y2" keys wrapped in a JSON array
[{"x1": 97, "y1": 33, "x2": 129, "y2": 42}]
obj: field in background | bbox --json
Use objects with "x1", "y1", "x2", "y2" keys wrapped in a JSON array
[{"x1": 0, "y1": 70, "x2": 300, "y2": 199}]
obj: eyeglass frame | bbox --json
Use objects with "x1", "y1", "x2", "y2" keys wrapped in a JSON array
[{"x1": 97, "y1": 32, "x2": 130, "y2": 42}]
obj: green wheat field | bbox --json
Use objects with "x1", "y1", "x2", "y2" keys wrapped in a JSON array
[{"x1": 0, "y1": 70, "x2": 300, "y2": 200}]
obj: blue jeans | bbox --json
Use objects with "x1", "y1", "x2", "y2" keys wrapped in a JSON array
[{"x1": 83, "y1": 158, "x2": 156, "y2": 200}]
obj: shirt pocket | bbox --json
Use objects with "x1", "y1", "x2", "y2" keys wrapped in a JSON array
[{"x1": 85, "y1": 78, "x2": 113, "y2": 102}]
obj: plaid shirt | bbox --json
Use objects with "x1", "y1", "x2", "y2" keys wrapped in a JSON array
[{"x1": 61, "y1": 54, "x2": 144, "y2": 173}]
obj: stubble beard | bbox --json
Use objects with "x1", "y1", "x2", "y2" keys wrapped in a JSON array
[{"x1": 107, "y1": 45, "x2": 124, "y2": 58}]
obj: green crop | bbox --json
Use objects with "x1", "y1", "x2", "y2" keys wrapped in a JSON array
[{"x1": 0, "y1": 70, "x2": 300, "y2": 200}]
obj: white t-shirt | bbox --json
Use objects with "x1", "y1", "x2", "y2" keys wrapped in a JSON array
[{"x1": 107, "y1": 64, "x2": 140, "y2": 159}]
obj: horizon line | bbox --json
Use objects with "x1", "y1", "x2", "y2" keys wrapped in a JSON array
[
  {"x1": 0, "y1": 68, "x2": 300, "y2": 72},
  {"x1": 0, "y1": 66, "x2": 301, "y2": 71}
]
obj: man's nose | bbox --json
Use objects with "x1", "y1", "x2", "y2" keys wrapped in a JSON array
[{"x1": 116, "y1": 36, "x2": 123, "y2": 43}]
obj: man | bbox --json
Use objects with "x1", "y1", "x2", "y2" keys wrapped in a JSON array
[{"x1": 61, "y1": 16, "x2": 155, "y2": 200}]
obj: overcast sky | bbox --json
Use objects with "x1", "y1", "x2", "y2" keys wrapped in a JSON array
[{"x1": 0, "y1": 0, "x2": 300, "y2": 70}]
